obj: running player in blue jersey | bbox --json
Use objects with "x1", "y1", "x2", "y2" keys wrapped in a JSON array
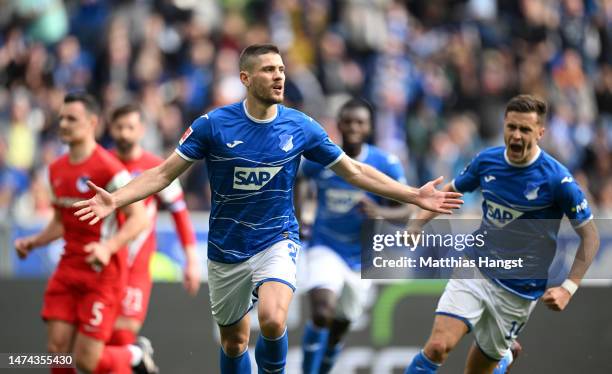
[
  {"x1": 299, "y1": 98, "x2": 414, "y2": 374},
  {"x1": 72, "y1": 44, "x2": 463, "y2": 374},
  {"x1": 404, "y1": 95, "x2": 600, "y2": 374}
]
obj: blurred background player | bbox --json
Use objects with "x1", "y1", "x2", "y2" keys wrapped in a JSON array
[
  {"x1": 107, "y1": 103, "x2": 201, "y2": 347},
  {"x1": 298, "y1": 97, "x2": 413, "y2": 374},
  {"x1": 73, "y1": 44, "x2": 463, "y2": 374},
  {"x1": 0, "y1": 135, "x2": 29, "y2": 270},
  {"x1": 13, "y1": 92, "x2": 157, "y2": 374},
  {"x1": 404, "y1": 95, "x2": 600, "y2": 374}
]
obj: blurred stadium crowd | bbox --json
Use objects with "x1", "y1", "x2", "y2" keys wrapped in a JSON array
[{"x1": 1, "y1": 0, "x2": 612, "y2": 223}]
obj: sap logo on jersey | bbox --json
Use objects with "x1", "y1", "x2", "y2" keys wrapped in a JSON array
[
  {"x1": 233, "y1": 166, "x2": 282, "y2": 190},
  {"x1": 325, "y1": 189, "x2": 364, "y2": 214},
  {"x1": 485, "y1": 200, "x2": 523, "y2": 227}
]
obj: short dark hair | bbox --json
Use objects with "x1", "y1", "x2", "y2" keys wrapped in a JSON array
[
  {"x1": 64, "y1": 92, "x2": 100, "y2": 115},
  {"x1": 339, "y1": 97, "x2": 374, "y2": 123},
  {"x1": 110, "y1": 103, "x2": 142, "y2": 123},
  {"x1": 505, "y1": 94, "x2": 547, "y2": 124},
  {"x1": 239, "y1": 44, "x2": 281, "y2": 72}
]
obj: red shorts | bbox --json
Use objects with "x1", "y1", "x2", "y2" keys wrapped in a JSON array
[
  {"x1": 119, "y1": 245, "x2": 154, "y2": 323},
  {"x1": 41, "y1": 270, "x2": 123, "y2": 342}
]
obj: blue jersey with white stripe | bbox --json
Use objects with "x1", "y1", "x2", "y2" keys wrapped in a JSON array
[
  {"x1": 453, "y1": 146, "x2": 593, "y2": 299},
  {"x1": 303, "y1": 144, "x2": 406, "y2": 270},
  {"x1": 176, "y1": 102, "x2": 344, "y2": 263}
]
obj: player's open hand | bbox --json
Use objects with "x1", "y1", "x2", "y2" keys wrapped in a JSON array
[
  {"x1": 84, "y1": 242, "x2": 112, "y2": 271},
  {"x1": 416, "y1": 176, "x2": 463, "y2": 214},
  {"x1": 183, "y1": 247, "x2": 201, "y2": 296},
  {"x1": 14, "y1": 236, "x2": 37, "y2": 259},
  {"x1": 73, "y1": 181, "x2": 116, "y2": 225},
  {"x1": 541, "y1": 286, "x2": 571, "y2": 311}
]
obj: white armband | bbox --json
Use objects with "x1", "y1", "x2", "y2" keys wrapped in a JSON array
[{"x1": 561, "y1": 279, "x2": 578, "y2": 296}]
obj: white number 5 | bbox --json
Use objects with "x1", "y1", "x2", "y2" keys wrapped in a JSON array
[{"x1": 89, "y1": 301, "x2": 104, "y2": 326}]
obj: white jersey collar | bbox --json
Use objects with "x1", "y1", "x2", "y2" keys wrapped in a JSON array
[
  {"x1": 504, "y1": 146, "x2": 541, "y2": 168},
  {"x1": 243, "y1": 100, "x2": 278, "y2": 123}
]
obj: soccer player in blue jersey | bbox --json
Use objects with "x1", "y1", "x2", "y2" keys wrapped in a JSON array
[
  {"x1": 403, "y1": 94, "x2": 600, "y2": 374},
  {"x1": 72, "y1": 44, "x2": 463, "y2": 374},
  {"x1": 299, "y1": 98, "x2": 414, "y2": 374}
]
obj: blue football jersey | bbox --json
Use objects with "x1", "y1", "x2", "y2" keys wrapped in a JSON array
[
  {"x1": 176, "y1": 101, "x2": 344, "y2": 263},
  {"x1": 303, "y1": 144, "x2": 406, "y2": 270},
  {"x1": 452, "y1": 146, "x2": 593, "y2": 299}
]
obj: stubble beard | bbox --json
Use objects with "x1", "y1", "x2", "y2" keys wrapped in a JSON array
[{"x1": 253, "y1": 84, "x2": 283, "y2": 105}]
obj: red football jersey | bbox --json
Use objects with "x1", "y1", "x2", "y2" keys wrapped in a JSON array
[
  {"x1": 112, "y1": 150, "x2": 195, "y2": 266},
  {"x1": 49, "y1": 145, "x2": 131, "y2": 278}
]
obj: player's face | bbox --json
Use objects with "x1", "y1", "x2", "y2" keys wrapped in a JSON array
[
  {"x1": 338, "y1": 107, "x2": 372, "y2": 146},
  {"x1": 503, "y1": 111, "x2": 545, "y2": 164},
  {"x1": 58, "y1": 102, "x2": 96, "y2": 145},
  {"x1": 245, "y1": 53, "x2": 285, "y2": 105},
  {"x1": 110, "y1": 112, "x2": 143, "y2": 154}
]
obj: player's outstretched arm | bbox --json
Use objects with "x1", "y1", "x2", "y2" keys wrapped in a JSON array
[
  {"x1": 74, "y1": 153, "x2": 192, "y2": 224},
  {"x1": 542, "y1": 220, "x2": 600, "y2": 311},
  {"x1": 359, "y1": 196, "x2": 415, "y2": 222},
  {"x1": 330, "y1": 156, "x2": 463, "y2": 214},
  {"x1": 14, "y1": 209, "x2": 63, "y2": 259}
]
